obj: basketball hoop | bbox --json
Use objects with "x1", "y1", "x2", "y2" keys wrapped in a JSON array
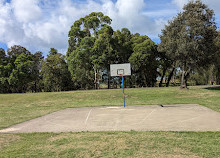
[
  {"x1": 110, "y1": 63, "x2": 131, "y2": 108},
  {"x1": 117, "y1": 69, "x2": 124, "y2": 76},
  {"x1": 110, "y1": 63, "x2": 131, "y2": 77}
]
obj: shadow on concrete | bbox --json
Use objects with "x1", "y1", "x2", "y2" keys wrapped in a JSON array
[
  {"x1": 159, "y1": 105, "x2": 180, "y2": 108},
  {"x1": 204, "y1": 86, "x2": 220, "y2": 91}
]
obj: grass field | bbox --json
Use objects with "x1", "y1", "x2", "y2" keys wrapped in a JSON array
[
  {"x1": 0, "y1": 86, "x2": 220, "y2": 129},
  {"x1": 0, "y1": 86, "x2": 220, "y2": 157},
  {"x1": 0, "y1": 132, "x2": 220, "y2": 158}
]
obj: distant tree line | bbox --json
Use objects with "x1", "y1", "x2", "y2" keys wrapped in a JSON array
[
  {"x1": 0, "y1": 0, "x2": 220, "y2": 93},
  {"x1": 0, "y1": 46, "x2": 72, "y2": 93}
]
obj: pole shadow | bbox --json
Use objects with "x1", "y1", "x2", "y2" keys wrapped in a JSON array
[{"x1": 204, "y1": 86, "x2": 220, "y2": 91}]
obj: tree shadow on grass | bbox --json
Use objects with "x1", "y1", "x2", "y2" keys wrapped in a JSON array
[{"x1": 204, "y1": 86, "x2": 220, "y2": 91}]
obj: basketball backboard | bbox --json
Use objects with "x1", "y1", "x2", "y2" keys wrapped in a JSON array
[{"x1": 110, "y1": 63, "x2": 131, "y2": 76}]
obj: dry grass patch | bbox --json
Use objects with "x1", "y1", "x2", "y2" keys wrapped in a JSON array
[
  {"x1": 0, "y1": 134, "x2": 20, "y2": 150},
  {"x1": 0, "y1": 132, "x2": 219, "y2": 157},
  {"x1": 175, "y1": 92, "x2": 216, "y2": 98}
]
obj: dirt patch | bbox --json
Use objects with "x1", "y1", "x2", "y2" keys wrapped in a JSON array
[{"x1": 0, "y1": 134, "x2": 20, "y2": 150}]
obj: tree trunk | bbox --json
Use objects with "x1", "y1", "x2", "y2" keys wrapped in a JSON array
[
  {"x1": 94, "y1": 70, "x2": 97, "y2": 89},
  {"x1": 180, "y1": 63, "x2": 187, "y2": 89},
  {"x1": 217, "y1": 70, "x2": 220, "y2": 85},
  {"x1": 34, "y1": 81, "x2": 37, "y2": 92},
  {"x1": 94, "y1": 69, "x2": 99, "y2": 89},
  {"x1": 129, "y1": 77, "x2": 132, "y2": 88},
  {"x1": 210, "y1": 66, "x2": 214, "y2": 85},
  {"x1": 159, "y1": 69, "x2": 166, "y2": 87},
  {"x1": 93, "y1": 68, "x2": 100, "y2": 90},
  {"x1": 159, "y1": 79, "x2": 163, "y2": 87},
  {"x1": 217, "y1": 77, "x2": 220, "y2": 85},
  {"x1": 180, "y1": 64, "x2": 190, "y2": 89},
  {"x1": 180, "y1": 70, "x2": 186, "y2": 89},
  {"x1": 166, "y1": 67, "x2": 175, "y2": 87},
  {"x1": 186, "y1": 72, "x2": 190, "y2": 87},
  {"x1": 108, "y1": 70, "x2": 110, "y2": 89},
  {"x1": 124, "y1": 76, "x2": 126, "y2": 88},
  {"x1": 172, "y1": 73, "x2": 176, "y2": 86},
  {"x1": 143, "y1": 68, "x2": 147, "y2": 87}
]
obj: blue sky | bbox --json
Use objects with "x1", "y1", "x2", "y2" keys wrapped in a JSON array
[{"x1": 0, "y1": 0, "x2": 219, "y2": 55}]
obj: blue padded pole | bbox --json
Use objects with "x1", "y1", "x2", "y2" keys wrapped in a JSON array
[{"x1": 122, "y1": 76, "x2": 125, "y2": 107}]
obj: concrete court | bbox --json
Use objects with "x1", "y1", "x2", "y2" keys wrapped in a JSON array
[{"x1": 0, "y1": 104, "x2": 220, "y2": 133}]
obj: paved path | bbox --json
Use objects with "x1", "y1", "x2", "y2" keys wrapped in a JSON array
[{"x1": 1, "y1": 104, "x2": 220, "y2": 133}]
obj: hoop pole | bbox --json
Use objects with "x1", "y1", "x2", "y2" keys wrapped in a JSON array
[{"x1": 122, "y1": 76, "x2": 125, "y2": 107}]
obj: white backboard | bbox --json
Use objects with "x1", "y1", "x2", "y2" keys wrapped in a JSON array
[{"x1": 110, "y1": 63, "x2": 131, "y2": 76}]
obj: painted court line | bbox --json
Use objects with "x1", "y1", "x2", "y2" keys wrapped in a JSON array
[
  {"x1": 85, "y1": 109, "x2": 92, "y2": 125},
  {"x1": 139, "y1": 109, "x2": 157, "y2": 124},
  {"x1": 0, "y1": 104, "x2": 220, "y2": 133},
  {"x1": 0, "y1": 128, "x2": 19, "y2": 132},
  {"x1": 167, "y1": 115, "x2": 202, "y2": 126}
]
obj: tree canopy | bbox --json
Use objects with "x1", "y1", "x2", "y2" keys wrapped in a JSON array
[
  {"x1": 66, "y1": 12, "x2": 159, "y2": 89},
  {"x1": 159, "y1": 0, "x2": 217, "y2": 88},
  {"x1": 42, "y1": 48, "x2": 72, "y2": 92},
  {"x1": 0, "y1": 4, "x2": 220, "y2": 93}
]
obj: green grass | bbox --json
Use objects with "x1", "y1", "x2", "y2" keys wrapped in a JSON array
[
  {"x1": 0, "y1": 86, "x2": 220, "y2": 129},
  {"x1": 0, "y1": 86, "x2": 220, "y2": 157},
  {"x1": 0, "y1": 131, "x2": 220, "y2": 158}
]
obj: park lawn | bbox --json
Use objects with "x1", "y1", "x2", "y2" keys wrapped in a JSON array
[
  {"x1": 0, "y1": 131, "x2": 220, "y2": 158},
  {"x1": 0, "y1": 85, "x2": 220, "y2": 129},
  {"x1": 0, "y1": 86, "x2": 220, "y2": 157}
]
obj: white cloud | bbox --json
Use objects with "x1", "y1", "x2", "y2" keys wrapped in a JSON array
[
  {"x1": 143, "y1": 9, "x2": 177, "y2": 18},
  {"x1": 109, "y1": 0, "x2": 156, "y2": 34},
  {"x1": 11, "y1": 0, "x2": 42, "y2": 23},
  {"x1": 116, "y1": 0, "x2": 144, "y2": 19},
  {"x1": 172, "y1": 0, "x2": 220, "y2": 13},
  {"x1": 0, "y1": 0, "x2": 219, "y2": 54},
  {"x1": 0, "y1": 1, "x2": 25, "y2": 47},
  {"x1": 172, "y1": 0, "x2": 188, "y2": 9},
  {"x1": 203, "y1": 0, "x2": 220, "y2": 13},
  {"x1": 0, "y1": 0, "x2": 166, "y2": 54}
]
